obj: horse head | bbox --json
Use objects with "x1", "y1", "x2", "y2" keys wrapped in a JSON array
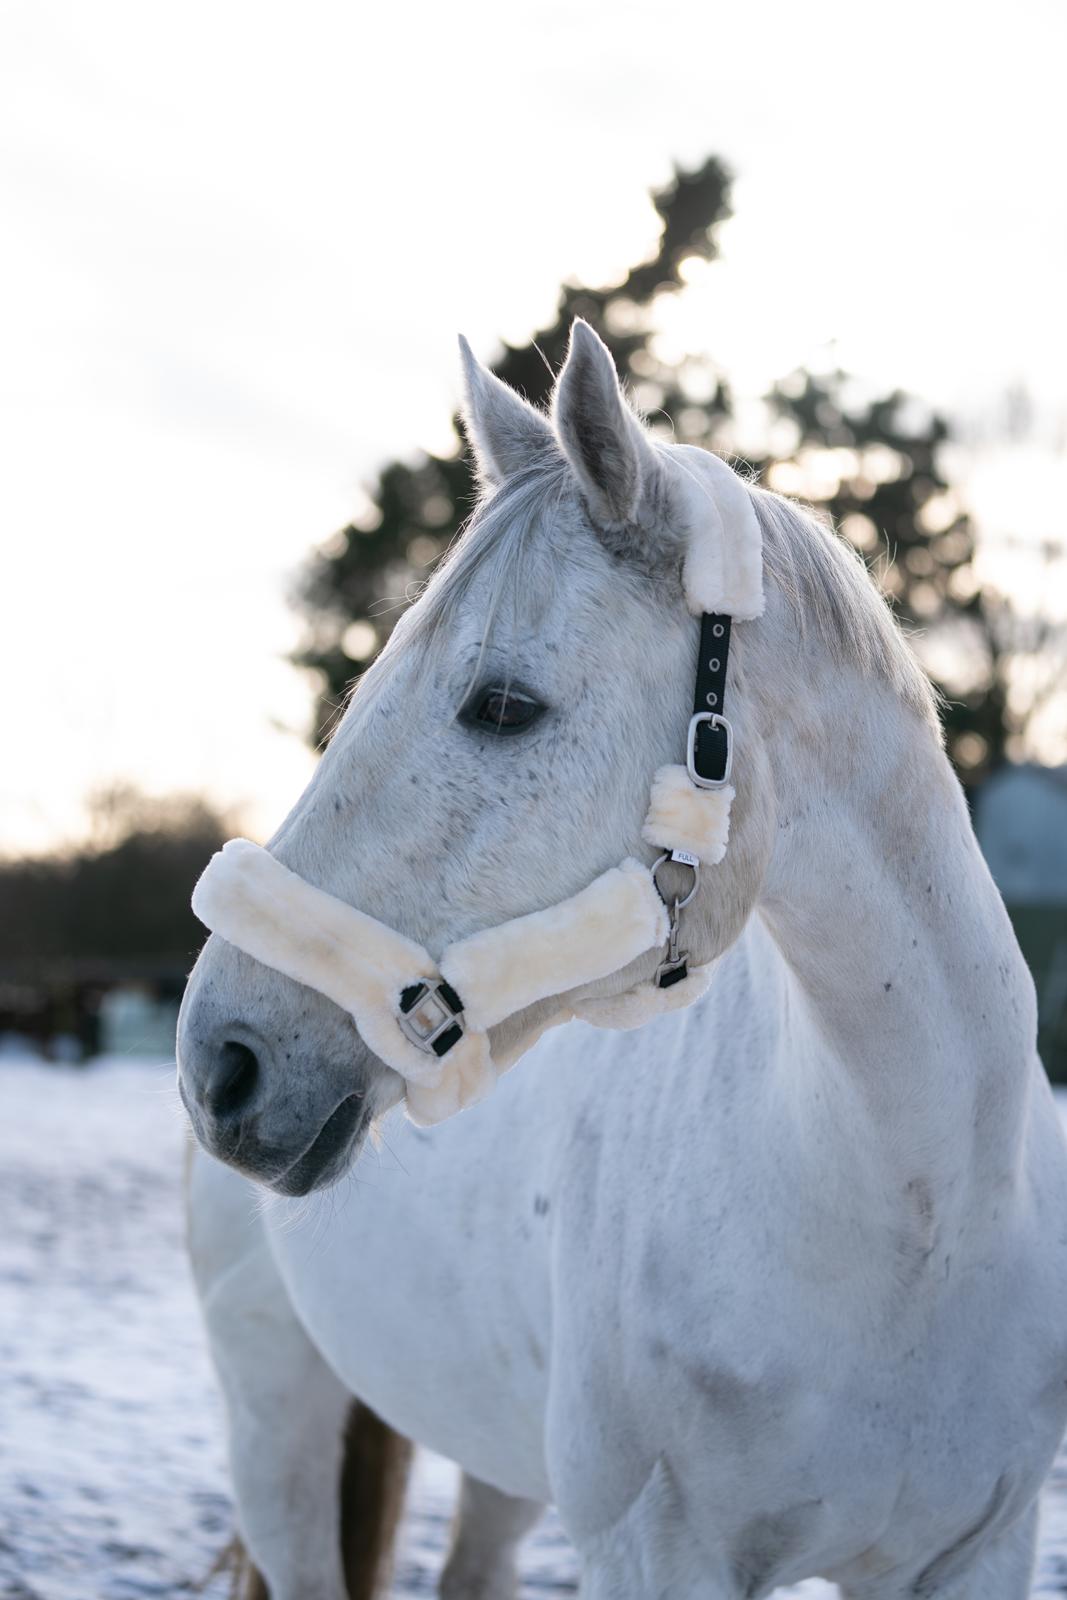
[{"x1": 177, "y1": 322, "x2": 776, "y2": 1192}]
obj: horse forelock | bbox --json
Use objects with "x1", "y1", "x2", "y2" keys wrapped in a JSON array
[{"x1": 412, "y1": 461, "x2": 574, "y2": 657}]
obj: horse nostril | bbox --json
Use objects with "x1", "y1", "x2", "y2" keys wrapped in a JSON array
[{"x1": 207, "y1": 1039, "x2": 261, "y2": 1120}]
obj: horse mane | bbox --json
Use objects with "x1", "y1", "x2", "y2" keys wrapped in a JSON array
[
  {"x1": 751, "y1": 485, "x2": 942, "y2": 731},
  {"x1": 376, "y1": 457, "x2": 940, "y2": 734}
]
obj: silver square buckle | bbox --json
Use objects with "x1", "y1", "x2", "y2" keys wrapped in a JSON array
[
  {"x1": 397, "y1": 978, "x2": 466, "y2": 1058},
  {"x1": 686, "y1": 712, "x2": 733, "y2": 789}
]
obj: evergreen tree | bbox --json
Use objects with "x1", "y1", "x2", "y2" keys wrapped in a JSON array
[
  {"x1": 750, "y1": 368, "x2": 1009, "y2": 782},
  {"x1": 293, "y1": 157, "x2": 1012, "y2": 788}
]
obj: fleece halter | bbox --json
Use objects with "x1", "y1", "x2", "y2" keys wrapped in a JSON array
[{"x1": 190, "y1": 447, "x2": 762, "y2": 1126}]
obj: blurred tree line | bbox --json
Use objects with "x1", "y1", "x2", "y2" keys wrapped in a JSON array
[
  {"x1": 294, "y1": 156, "x2": 1045, "y2": 792},
  {"x1": 0, "y1": 786, "x2": 229, "y2": 971}
]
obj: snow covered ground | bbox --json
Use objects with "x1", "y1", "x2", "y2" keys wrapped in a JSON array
[{"x1": 2, "y1": 1056, "x2": 1067, "y2": 1598}]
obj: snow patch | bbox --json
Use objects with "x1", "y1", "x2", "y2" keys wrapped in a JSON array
[{"x1": 0, "y1": 1059, "x2": 1065, "y2": 1596}]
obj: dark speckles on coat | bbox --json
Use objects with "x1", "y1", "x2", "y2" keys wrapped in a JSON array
[{"x1": 894, "y1": 1177, "x2": 937, "y2": 1285}]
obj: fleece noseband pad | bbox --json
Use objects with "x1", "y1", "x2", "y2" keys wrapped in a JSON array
[{"x1": 191, "y1": 839, "x2": 668, "y2": 1124}]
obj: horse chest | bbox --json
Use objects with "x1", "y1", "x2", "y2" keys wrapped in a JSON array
[
  {"x1": 546, "y1": 1100, "x2": 1067, "y2": 1565},
  {"x1": 551, "y1": 1286, "x2": 1065, "y2": 1585},
  {"x1": 264, "y1": 1134, "x2": 557, "y2": 1499}
]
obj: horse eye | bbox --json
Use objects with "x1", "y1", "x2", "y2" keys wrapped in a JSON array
[{"x1": 462, "y1": 687, "x2": 543, "y2": 735}]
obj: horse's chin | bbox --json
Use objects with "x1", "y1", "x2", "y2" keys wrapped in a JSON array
[{"x1": 267, "y1": 1091, "x2": 374, "y2": 1197}]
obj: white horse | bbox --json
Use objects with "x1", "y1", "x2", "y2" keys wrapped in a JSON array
[{"x1": 178, "y1": 322, "x2": 1067, "y2": 1600}]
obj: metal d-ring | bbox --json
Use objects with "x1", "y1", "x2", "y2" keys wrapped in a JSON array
[{"x1": 651, "y1": 851, "x2": 699, "y2": 911}]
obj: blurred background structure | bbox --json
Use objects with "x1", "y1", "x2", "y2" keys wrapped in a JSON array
[
  {"x1": 0, "y1": 786, "x2": 230, "y2": 1059},
  {"x1": 1, "y1": 1, "x2": 1065, "y2": 1074}
]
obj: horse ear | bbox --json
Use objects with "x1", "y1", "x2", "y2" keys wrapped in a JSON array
[
  {"x1": 458, "y1": 336, "x2": 556, "y2": 489},
  {"x1": 552, "y1": 320, "x2": 661, "y2": 528}
]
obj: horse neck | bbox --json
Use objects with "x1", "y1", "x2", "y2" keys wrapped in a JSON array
[{"x1": 752, "y1": 639, "x2": 1037, "y2": 1169}]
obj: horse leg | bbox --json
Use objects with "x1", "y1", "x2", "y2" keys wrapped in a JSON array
[
  {"x1": 440, "y1": 1473, "x2": 544, "y2": 1600},
  {"x1": 187, "y1": 1148, "x2": 350, "y2": 1600},
  {"x1": 218, "y1": 1302, "x2": 353, "y2": 1600}
]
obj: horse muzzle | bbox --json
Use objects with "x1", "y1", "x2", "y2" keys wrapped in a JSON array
[{"x1": 177, "y1": 944, "x2": 388, "y2": 1193}]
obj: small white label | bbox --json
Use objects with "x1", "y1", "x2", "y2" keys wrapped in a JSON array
[{"x1": 670, "y1": 848, "x2": 700, "y2": 868}]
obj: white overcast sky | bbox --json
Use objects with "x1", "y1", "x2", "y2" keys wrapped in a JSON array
[{"x1": 2, "y1": 0, "x2": 1065, "y2": 853}]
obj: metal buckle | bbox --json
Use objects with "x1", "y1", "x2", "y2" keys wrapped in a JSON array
[
  {"x1": 686, "y1": 711, "x2": 733, "y2": 789},
  {"x1": 397, "y1": 978, "x2": 466, "y2": 1058}
]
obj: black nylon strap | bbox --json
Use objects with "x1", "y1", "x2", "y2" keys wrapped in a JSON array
[{"x1": 691, "y1": 613, "x2": 732, "y2": 783}]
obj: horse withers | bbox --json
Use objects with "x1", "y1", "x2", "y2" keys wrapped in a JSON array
[{"x1": 178, "y1": 321, "x2": 1067, "y2": 1599}]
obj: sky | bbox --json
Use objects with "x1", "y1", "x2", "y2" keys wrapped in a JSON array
[{"x1": 2, "y1": 0, "x2": 1065, "y2": 854}]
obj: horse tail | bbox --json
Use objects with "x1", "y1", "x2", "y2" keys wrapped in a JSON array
[
  {"x1": 220, "y1": 1400, "x2": 414, "y2": 1600},
  {"x1": 339, "y1": 1399, "x2": 415, "y2": 1600}
]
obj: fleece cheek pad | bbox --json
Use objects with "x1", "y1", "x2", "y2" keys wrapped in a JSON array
[{"x1": 438, "y1": 860, "x2": 669, "y2": 1031}]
